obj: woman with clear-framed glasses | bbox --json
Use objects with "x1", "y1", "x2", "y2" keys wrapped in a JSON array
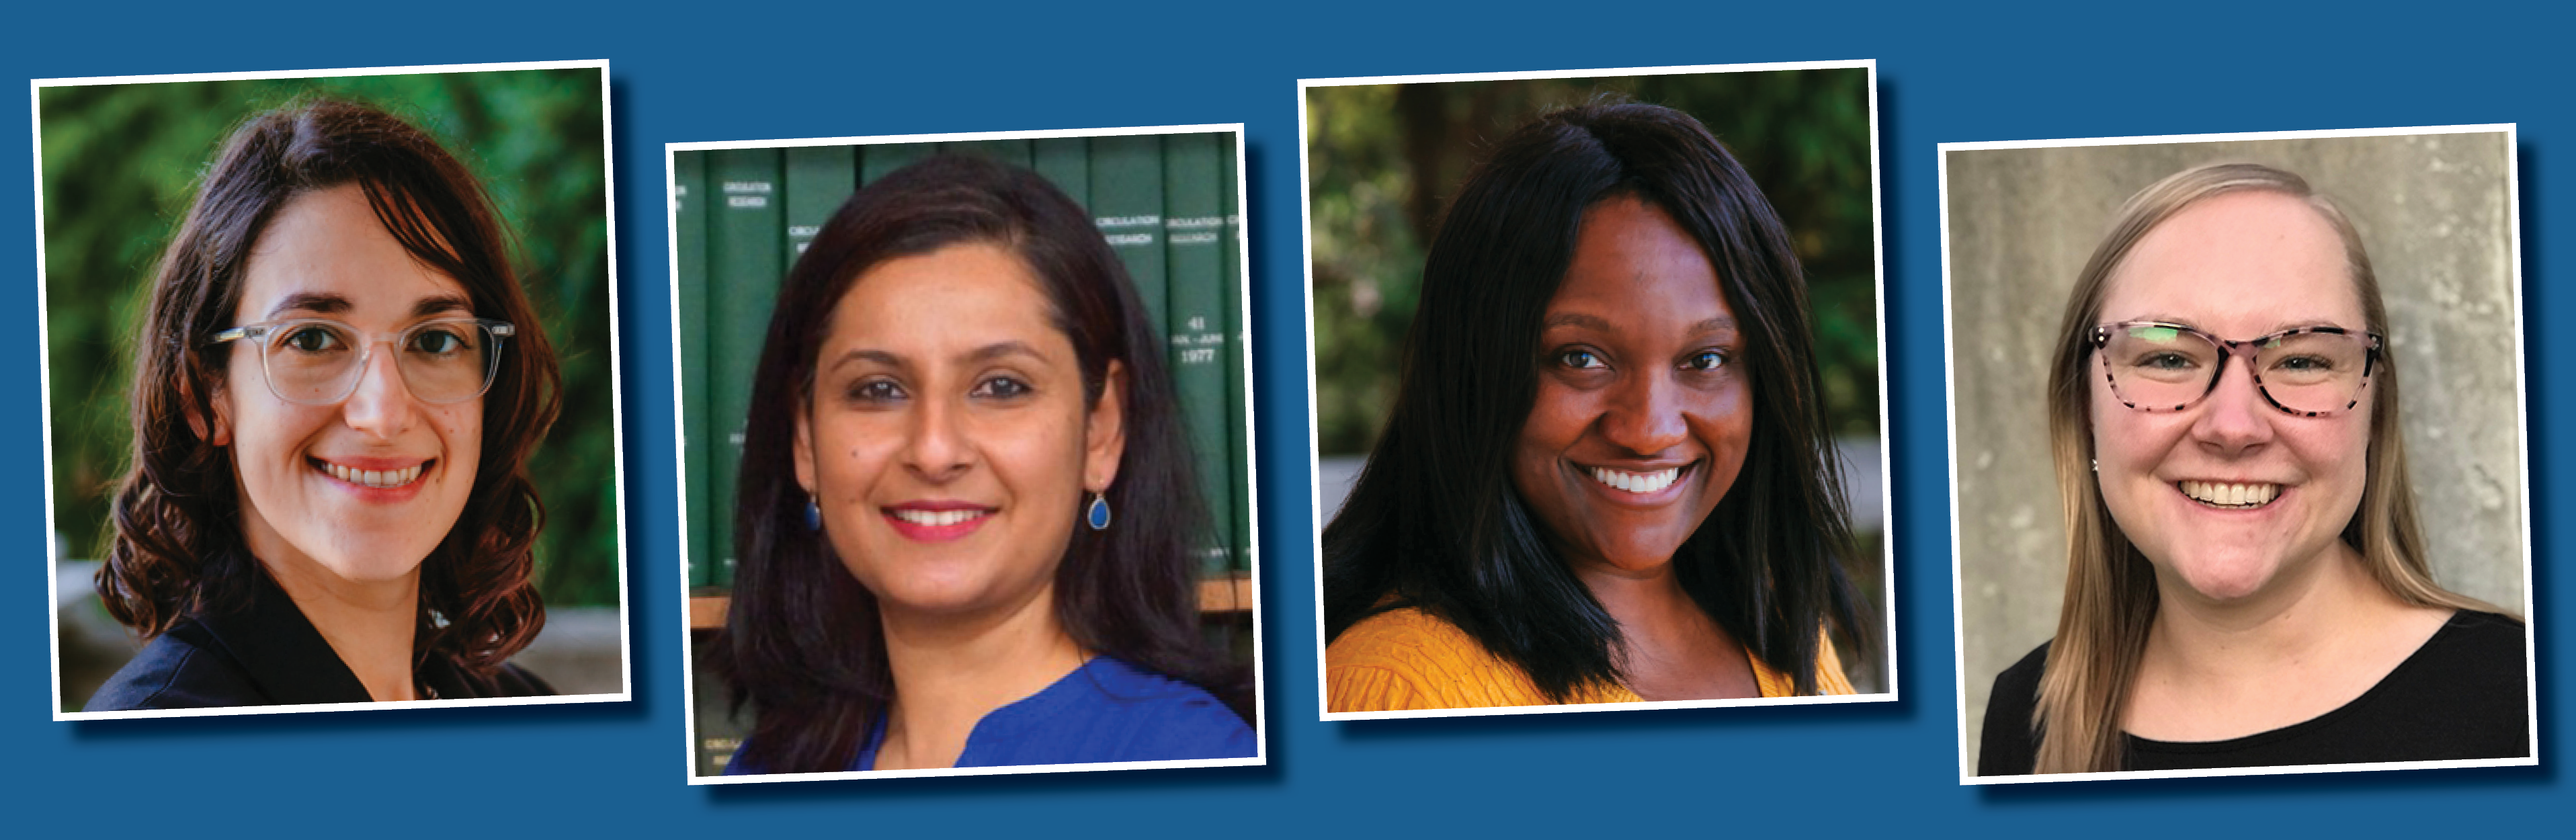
[
  {"x1": 85, "y1": 99, "x2": 563, "y2": 710},
  {"x1": 1975, "y1": 163, "x2": 2528, "y2": 775}
]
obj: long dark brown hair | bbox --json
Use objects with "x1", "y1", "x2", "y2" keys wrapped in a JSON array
[
  {"x1": 98, "y1": 98, "x2": 562, "y2": 676},
  {"x1": 1322, "y1": 101, "x2": 1867, "y2": 698},
  {"x1": 717, "y1": 153, "x2": 1247, "y2": 774}
]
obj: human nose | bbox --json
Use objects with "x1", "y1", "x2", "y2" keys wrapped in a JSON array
[
  {"x1": 902, "y1": 391, "x2": 972, "y2": 482},
  {"x1": 339, "y1": 340, "x2": 417, "y2": 438},
  {"x1": 1597, "y1": 370, "x2": 1689, "y2": 456},
  {"x1": 2190, "y1": 348, "x2": 2276, "y2": 455}
]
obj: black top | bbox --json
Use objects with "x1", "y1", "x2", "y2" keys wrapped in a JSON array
[
  {"x1": 1978, "y1": 610, "x2": 2528, "y2": 775},
  {"x1": 85, "y1": 570, "x2": 552, "y2": 712}
]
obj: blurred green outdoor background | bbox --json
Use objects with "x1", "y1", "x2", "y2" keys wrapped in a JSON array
[
  {"x1": 1305, "y1": 69, "x2": 1880, "y2": 455},
  {"x1": 39, "y1": 67, "x2": 621, "y2": 609},
  {"x1": 1304, "y1": 69, "x2": 1888, "y2": 691}
]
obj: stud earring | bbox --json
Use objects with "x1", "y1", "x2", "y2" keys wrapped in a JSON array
[
  {"x1": 1086, "y1": 491, "x2": 1113, "y2": 531},
  {"x1": 2091, "y1": 458, "x2": 2099, "y2": 473},
  {"x1": 806, "y1": 494, "x2": 823, "y2": 532}
]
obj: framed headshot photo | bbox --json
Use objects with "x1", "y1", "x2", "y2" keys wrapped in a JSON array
[
  {"x1": 669, "y1": 126, "x2": 1263, "y2": 782},
  {"x1": 1941, "y1": 126, "x2": 2538, "y2": 784},
  {"x1": 37, "y1": 60, "x2": 632, "y2": 719},
  {"x1": 1301, "y1": 61, "x2": 1896, "y2": 721}
]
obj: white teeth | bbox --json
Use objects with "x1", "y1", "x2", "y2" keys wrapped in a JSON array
[
  {"x1": 891, "y1": 508, "x2": 990, "y2": 527},
  {"x1": 324, "y1": 462, "x2": 423, "y2": 489},
  {"x1": 1589, "y1": 466, "x2": 1680, "y2": 495},
  {"x1": 2179, "y1": 480, "x2": 2279, "y2": 509}
]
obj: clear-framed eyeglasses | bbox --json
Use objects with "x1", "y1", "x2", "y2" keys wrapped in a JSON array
[
  {"x1": 210, "y1": 317, "x2": 514, "y2": 406},
  {"x1": 2093, "y1": 321, "x2": 2382, "y2": 417}
]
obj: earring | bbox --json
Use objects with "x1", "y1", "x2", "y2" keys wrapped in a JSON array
[
  {"x1": 2091, "y1": 458, "x2": 2099, "y2": 473},
  {"x1": 805, "y1": 494, "x2": 823, "y2": 532},
  {"x1": 1086, "y1": 492, "x2": 1113, "y2": 531}
]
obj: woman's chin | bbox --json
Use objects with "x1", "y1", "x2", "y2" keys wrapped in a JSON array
[
  {"x1": 308, "y1": 550, "x2": 432, "y2": 585},
  {"x1": 1573, "y1": 535, "x2": 1694, "y2": 577},
  {"x1": 867, "y1": 573, "x2": 1010, "y2": 616},
  {"x1": 2169, "y1": 557, "x2": 2280, "y2": 603}
]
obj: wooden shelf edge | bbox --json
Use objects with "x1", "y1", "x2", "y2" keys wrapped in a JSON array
[
  {"x1": 690, "y1": 575, "x2": 1253, "y2": 630},
  {"x1": 690, "y1": 595, "x2": 729, "y2": 630},
  {"x1": 1197, "y1": 574, "x2": 1255, "y2": 614}
]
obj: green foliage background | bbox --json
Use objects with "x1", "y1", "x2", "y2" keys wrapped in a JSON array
[
  {"x1": 1306, "y1": 69, "x2": 1881, "y2": 455},
  {"x1": 39, "y1": 67, "x2": 622, "y2": 606}
]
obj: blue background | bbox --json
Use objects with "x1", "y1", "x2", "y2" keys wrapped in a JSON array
[{"x1": 7, "y1": 1, "x2": 2565, "y2": 834}]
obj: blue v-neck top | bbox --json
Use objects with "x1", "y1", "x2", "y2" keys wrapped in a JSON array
[{"x1": 726, "y1": 657, "x2": 1253, "y2": 774}]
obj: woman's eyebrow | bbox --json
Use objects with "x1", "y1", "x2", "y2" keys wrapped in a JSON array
[
  {"x1": 1688, "y1": 315, "x2": 1738, "y2": 335},
  {"x1": 266, "y1": 292, "x2": 351, "y2": 318},
  {"x1": 962, "y1": 341, "x2": 1045, "y2": 365},
  {"x1": 826, "y1": 348, "x2": 907, "y2": 372},
  {"x1": 1542, "y1": 312, "x2": 1612, "y2": 331},
  {"x1": 411, "y1": 293, "x2": 473, "y2": 319}
]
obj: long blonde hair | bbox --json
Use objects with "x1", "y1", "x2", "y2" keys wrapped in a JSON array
[{"x1": 2031, "y1": 162, "x2": 2497, "y2": 773}]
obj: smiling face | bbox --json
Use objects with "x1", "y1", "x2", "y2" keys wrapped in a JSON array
[
  {"x1": 2091, "y1": 190, "x2": 2374, "y2": 603},
  {"x1": 794, "y1": 242, "x2": 1124, "y2": 618},
  {"x1": 1510, "y1": 196, "x2": 1752, "y2": 577},
  {"x1": 213, "y1": 183, "x2": 483, "y2": 584}
]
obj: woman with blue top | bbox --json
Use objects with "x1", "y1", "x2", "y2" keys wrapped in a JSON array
[{"x1": 716, "y1": 153, "x2": 1254, "y2": 774}]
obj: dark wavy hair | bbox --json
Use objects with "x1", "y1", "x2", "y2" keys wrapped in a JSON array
[
  {"x1": 97, "y1": 98, "x2": 562, "y2": 677},
  {"x1": 718, "y1": 153, "x2": 1247, "y2": 774},
  {"x1": 1322, "y1": 101, "x2": 1867, "y2": 698}
]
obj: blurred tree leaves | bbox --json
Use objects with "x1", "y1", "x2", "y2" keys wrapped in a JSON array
[
  {"x1": 1306, "y1": 69, "x2": 1880, "y2": 455},
  {"x1": 39, "y1": 67, "x2": 621, "y2": 607}
]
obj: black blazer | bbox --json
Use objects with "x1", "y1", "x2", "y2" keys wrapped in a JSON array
[{"x1": 85, "y1": 571, "x2": 551, "y2": 711}]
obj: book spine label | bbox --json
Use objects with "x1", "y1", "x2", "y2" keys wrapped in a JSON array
[
  {"x1": 1089, "y1": 134, "x2": 1167, "y2": 332},
  {"x1": 1220, "y1": 134, "x2": 1251, "y2": 575},
  {"x1": 705, "y1": 148, "x2": 785, "y2": 587},
  {"x1": 1163, "y1": 132, "x2": 1233, "y2": 578},
  {"x1": 675, "y1": 151, "x2": 711, "y2": 589},
  {"x1": 784, "y1": 146, "x2": 858, "y2": 267}
]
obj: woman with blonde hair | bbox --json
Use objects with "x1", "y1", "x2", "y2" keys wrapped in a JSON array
[{"x1": 1977, "y1": 163, "x2": 2528, "y2": 775}]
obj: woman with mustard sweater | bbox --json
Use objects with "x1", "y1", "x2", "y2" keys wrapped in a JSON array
[{"x1": 1321, "y1": 102, "x2": 1868, "y2": 714}]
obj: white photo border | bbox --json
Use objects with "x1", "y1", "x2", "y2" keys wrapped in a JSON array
[
  {"x1": 34, "y1": 58, "x2": 633, "y2": 721},
  {"x1": 1937, "y1": 123, "x2": 2540, "y2": 785},
  {"x1": 665, "y1": 124, "x2": 1267, "y2": 785},
  {"x1": 1296, "y1": 59, "x2": 1899, "y2": 722}
]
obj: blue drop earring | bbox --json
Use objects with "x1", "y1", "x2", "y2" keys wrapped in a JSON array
[
  {"x1": 1086, "y1": 492, "x2": 1112, "y2": 531},
  {"x1": 805, "y1": 493, "x2": 823, "y2": 532}
]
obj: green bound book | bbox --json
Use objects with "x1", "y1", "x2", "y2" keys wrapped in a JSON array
[
  {"x1": 943, "y1": 138, "x2": 1032, "y2": 168},
  {"x1": 706, "y1": 147, "x2": 785, "y2": 587},
  {"x1": 1033, "y1": 137, "x2": 1089, "y2": 206},
  {"x1": 1163, "y1": 132, "x2": 1232, "y2": 578},
  {"x1": 1219, "y1": 134, "x2": 1251, "y2": 575},
  {"x1": 692, "y1": 634, "x2": 753, "y2": 777},
  {"x1": 861, "y1": 141, "x2": 934, "y2": 185},
  {"x1": 674, "y1": 150, "x2": 712, "y2": 590},
  {"x1": 1090, "y1": 134, "x2": 1166, "y2": 333},
  {"x1": 784, "y1": 145, "x2": 858, "y2": 266}
]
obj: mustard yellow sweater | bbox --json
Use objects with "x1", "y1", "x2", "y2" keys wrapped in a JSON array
[{"x1": 1326, "y1": 607, "x2": 1855, "y2": 712}]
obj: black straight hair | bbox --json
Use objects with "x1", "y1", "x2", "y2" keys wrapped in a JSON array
[
  {"x1": 1321, "y1": 101, "x2": 1867, "y2": 698},
  {"x1": 716, "y1": 153, "x2": 1247, "y2": 774}
]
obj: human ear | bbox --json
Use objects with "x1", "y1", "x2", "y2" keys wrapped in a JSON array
[
  {"x1": 792, "y1": 397, "x2": 817, "y2": 496},
  {"x1": 1083, "y1": 361, "x2": 1128, "y2": 492},
  {"x1": 181, "y1": 374, "x2": 233, "y2": 448}
]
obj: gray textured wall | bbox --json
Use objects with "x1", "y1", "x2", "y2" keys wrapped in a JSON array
[{"x1": 1946, "y1": 132, "x2": 2526, "y2": 767}]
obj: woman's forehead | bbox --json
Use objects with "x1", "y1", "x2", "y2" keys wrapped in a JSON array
[
  {"x1": 239, "y1": 184, "x2": 470, "y2": 321},
  {"x1": 822, "y1": 242, "x2": 1073, "y2": 362},
  {"x1": 2103, "y1": 191, "x2": 2366, "y2": 331}
]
